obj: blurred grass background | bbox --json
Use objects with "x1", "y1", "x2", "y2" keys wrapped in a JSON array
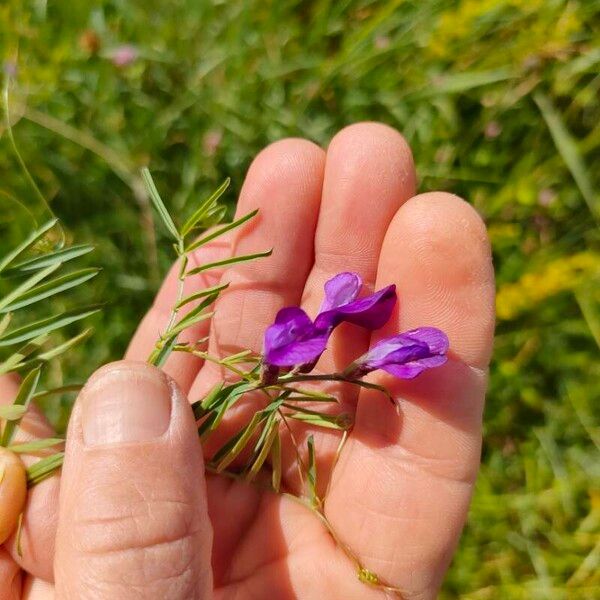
[{"x1": 1, "y1": 0, "x2": 599, "y2": 597}]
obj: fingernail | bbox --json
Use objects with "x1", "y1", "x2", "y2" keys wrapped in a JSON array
[{"x1": 82, "y1": 363, "x2": 172, "y2": 446}]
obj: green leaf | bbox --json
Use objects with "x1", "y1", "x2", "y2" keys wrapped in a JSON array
[
  {"x1": 534, "y1": 92, "x2": 599, "y2": 220},
  {"x1": 0, "y1": 335, "x2": 49, "y2": 376},
  {"x1": 307, "y1": 435, "x2": 319, "y2": 507},
  {"x1": 186, "y1": 249, "x2": 273, "y2": 276},
  {"x1": 414, "y1": 69, "x2": 514, "y2": 98},
  {"x1": 1, "y1": 244, "x2": 94, "y2": 276},
  {"x1": 246, "y1": 415, "x2": 279, "y2": 483},
  {"x1": 9, "y1": 438, "x2": 63, "y2": 453},
  {"x1": 35, "y1": 328, "x2": 93, "y2": 363},
  {"x1": 197, "y1": 382, "x2": 257, "y2": 439},
  {"x1": 0, "y1": 263, "x2": 61, "y2": 313},
  {"x1": 33, "y1": 384, "x2": 83, "y2": 401},
  {"x1": 0, "y1": 405, "x2": 27, "y2": 421},
  {"x1": 181, "y1": 177, "x2": 231, "y2": 237},
  {"x1": 148, "y1": 333, "x2": 179, "y2": 368},
  {"x1": 1, "y1": 366, "x2": 42, "y2": 446},
  {"x1": 0, "y1": 306, "x2": 101, "y2": 348},
  {"x1": 221, "y1": 349, "x2": 258, "y2": 365},
  {"x1": 285, "y1": 406, "x2": 352, "y2": 430},
  {"x1": 185, "y1": 209, "x2": 259, "y2": 253},
  {"x1": 141, "y1": 167, "x2": 181, "y2": 242},
  {"x1": 168, "y1": 311, "x2": 214, "y2": 339},
  {"x1": 175, "y1": 282, "x2": 229, "y2": 310},
  {"x1": 0, "y1": 268, "x2": 100, "y2": 313},
  {"x1": 0, "y1": 314, "x2": 11, "y2": 337},
  {"x1": 281, "y1": 386, "x2": 338, "y2": 403},
  {"x1": 167, "y1": 293, "x2": 218, "y2": 338},
  {"x1": 271, "y1": 430, "x2": 282, "y2": 493},
  {"x1": 26, "y1": 452, "x2": 64, "y2": 487},
  {"x1": 192, "y1": 382, "x2": 224, "y2": 419},
  {"x1": 0, "y1": 218, "x2": 58, "y2": 275},
  {"x1": 212, "y1": 411, "x2": 267, "y2": 472}
]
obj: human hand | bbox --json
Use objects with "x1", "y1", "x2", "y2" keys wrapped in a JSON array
[{"x1": 1, "y1": 122, "x2": 495, "y2": 599}]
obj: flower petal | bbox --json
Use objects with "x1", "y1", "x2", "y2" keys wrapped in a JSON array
[
  {"x1": 263, "y1": 307, "x2": 328, "y2": 368},
  {"x1": 319, "y1": 272, "x2": 362, "y2": 312},
  {"x1": 349, "y1": 326, "x2": 449, "y2": 380},
  {"x1": 315, "y1": 284, "x2": 396, "y2": 331},
  {"x1": 380, "y1": 354, "x2": 448, "y2": 379}
]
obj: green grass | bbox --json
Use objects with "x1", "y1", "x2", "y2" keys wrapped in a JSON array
[{"x1": 1, "y1": 1, "x2": 599, "y2": 597}]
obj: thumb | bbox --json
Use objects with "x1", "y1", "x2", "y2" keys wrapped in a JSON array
[{"x1": 54, "y1": 361, "x2": 213, "y2": 599}]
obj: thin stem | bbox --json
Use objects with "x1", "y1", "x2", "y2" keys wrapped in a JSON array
[
  {"x1": 163, "y1": 248, "x2": 187, "y2": 334},
  {"x1": 278, "y1": 373, "x2": 395, "y2": 404},
  {"x1": 277, "y1": 408, "x2": 306, "y2": 488}
]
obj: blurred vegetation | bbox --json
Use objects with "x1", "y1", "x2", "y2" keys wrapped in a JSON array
[{"x1": 1, "y1": 0, "x2": 599, "y2": 597}]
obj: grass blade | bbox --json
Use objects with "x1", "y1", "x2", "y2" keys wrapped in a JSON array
[
  {"x1": 534, "y1": 92, "x2": 599, "y2": 219},
  {"x1": 186, "y1": 249, "x2": 272, "y2": 276},
  {"x1": 1, "y1": 366, "x2": 42, "y2": 446},
  {"x1": 185, "y1": 209, "x2": 259, "y2": 253},
  {"x1": 0, "y1": 268, "x2": 100, "y2": 313},
  {"x1": 141, "y1": 167, "x2": 181, "y2": 242},
  {"x1": 181, "y1": 177, "x2": 231, "y2": 237}
]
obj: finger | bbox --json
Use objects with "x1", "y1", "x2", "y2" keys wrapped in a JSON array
[
  {"x1": 188, "y1": 139, "x2": 325, "y2": 457},
  {"x1": 282, "y1": 122, "x2": 416, "y2": 489},
  {"x1": 0, "y1": 448, "x2": 27, "y2": 544},
  {"x1": 326, "y1": 193, "x2": 495, "y2": 599},
  {"x1": 0, "y1": 376, "x2": 59, "y2": 581},
  {"x1": 190, "y1": 138, "x2": 325, "y2": 396},
  {"x1": 22, "y1": 577, "x2": 54, "y2": 600},
  {"x1": 55, "y1": 361, "x2": 213, "y2": 599},
  {"x1": 0, "y1": 547, "x2": 21, "y2": 600},
  {"x1": 126, "y1": 233, "x2": 232, "y2": 393}
]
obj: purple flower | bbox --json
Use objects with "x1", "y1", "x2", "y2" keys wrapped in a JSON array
[
  {"x1": 346, "y1": 327, "x2": 449, "y2": 380},
  {"x1": 314, "y1": 272, "x2": 396, "y2": 332},
  {"x1": 263, "y1": 272, "x2": 397, "y2": 371},
  {"x1": 263, "y1": 307, "x2": 328, "y2": 369}
]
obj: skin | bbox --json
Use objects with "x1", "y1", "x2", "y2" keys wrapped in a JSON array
[{"x1": 0, "y1": 122, "x2": 495, "y2": 599}]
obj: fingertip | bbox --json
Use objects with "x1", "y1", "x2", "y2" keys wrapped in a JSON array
[
  {"x1": 379, "y1": 191, "x2": 495, "y2": 369},
  {"x1": 326, "y1": 121, "x2": 415, "y2": 194},
  {"x1": 0, "y1": 547, "x2": 21, "y2": 600},
  {"x1": 242, "y1": 137, "x2": 326, "y2": 208}
]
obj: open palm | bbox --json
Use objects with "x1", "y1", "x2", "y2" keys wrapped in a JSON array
[{"x1": 3, "y1": 123, "x2": 494, "y2": 599}]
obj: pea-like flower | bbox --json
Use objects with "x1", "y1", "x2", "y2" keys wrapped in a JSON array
[
  {"x1": 263, "y1": 272, "x2": 396, "y2": 370},
  {"x1": 314, "y1": 272, "x2": 396, "y2": 332},
  {"x1": 345, "y1": 327, "x2": 449, "y2": 380},
  {"x1": 263, "y1": 307, "x2": 329, "y2": 370}
]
